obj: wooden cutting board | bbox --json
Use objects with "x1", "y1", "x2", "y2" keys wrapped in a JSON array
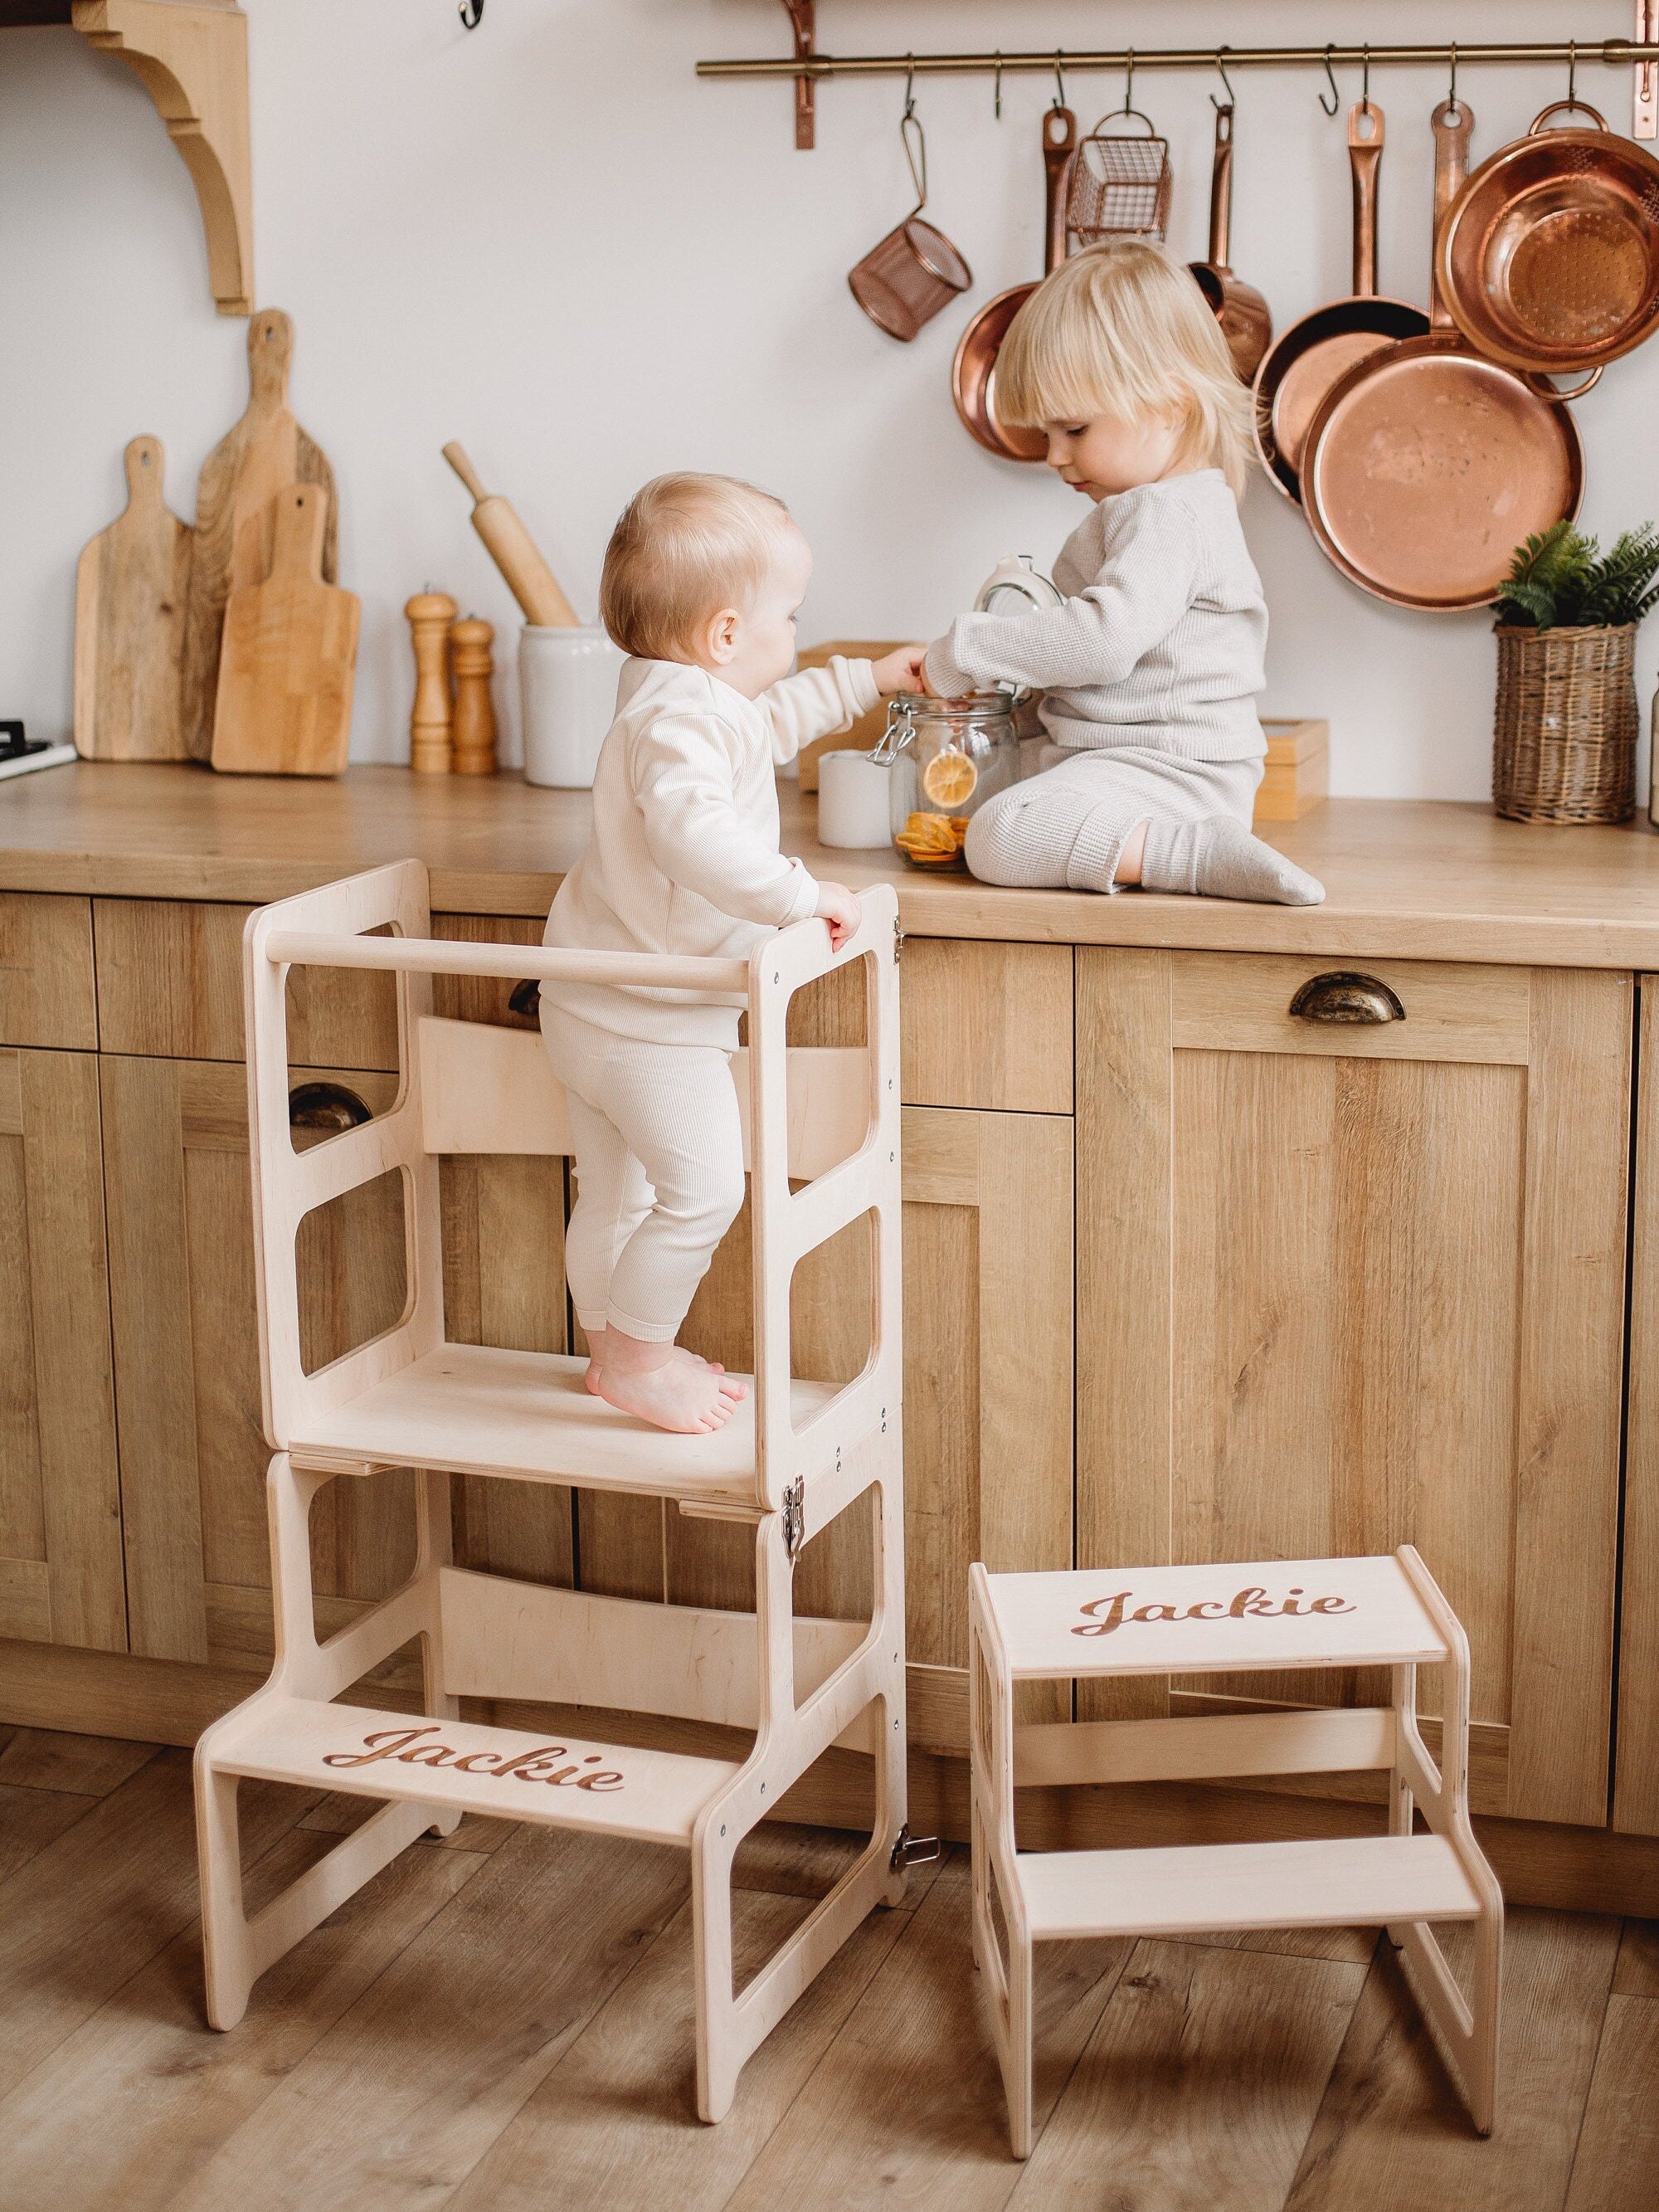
[
  {"x1": 73, "y1": 435, "x2": 192, "y2": 760},
  {"x1": 181, "y1": 307, "x2": 338, "y2": 759},
  {"x1": 211, "y1": 484, "x2": 358, "y2": 777}
]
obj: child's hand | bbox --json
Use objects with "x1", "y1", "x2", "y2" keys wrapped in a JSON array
[
  {"x1": 814, "y1": 881, "x2": 863, "y2": 952},
  {"x1": 872, "y1": 645, "x2": 929, "y2": 696}
]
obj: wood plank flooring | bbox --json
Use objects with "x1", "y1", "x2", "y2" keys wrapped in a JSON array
[{"x1": 0, "y1": 1725, "x2": 1652, "y2": 2212}]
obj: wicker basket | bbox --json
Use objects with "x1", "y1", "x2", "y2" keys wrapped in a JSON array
[{"x1": 1492, "y1": 622, "x2": 1638, "y2": 825}]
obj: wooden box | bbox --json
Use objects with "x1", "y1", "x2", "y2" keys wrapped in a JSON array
[
  {"x1": 795, "y1": 640, "x2": 903, "y2": 792},
  {"x1": 1253, "y1": 717, "x2": 1329, "y2": 824}
]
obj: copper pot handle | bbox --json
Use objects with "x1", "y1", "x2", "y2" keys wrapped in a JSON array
[
  {"x1": 1430, "y1": 99, "x2": 1474, "y2": 329},
  {"x1": 1531, "y1": 364, "x2": 1605, "y2": 402},
  {"x1": 1209, "y1": 102, "x2": 1234, "y2": 267},
  {"x1": 1348, "y1": 100, "x2": 1384, "y2": 298},
  {"x1": 1289, "y1": 972, "x2": 1406, "y2": 1025},
  {"x1": 1042, "y1": 105, "x2": 1076, "y2": 276},
  {"x1": 1530, "y1": 98, "x2": 1609, "y2": 134}
]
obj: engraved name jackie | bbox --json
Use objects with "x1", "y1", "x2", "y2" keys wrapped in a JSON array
[
  {"x1": 1072, "y1": 1586, "x2": 1357, "y2": 1637},
  {"x1": 322, "y1": 1725, "x2": 626, "y2": 1791}
]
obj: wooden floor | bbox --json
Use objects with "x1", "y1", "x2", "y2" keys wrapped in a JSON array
[{"x1": 0, "y1": 1726, "x2": 1653, "y2": 2212}]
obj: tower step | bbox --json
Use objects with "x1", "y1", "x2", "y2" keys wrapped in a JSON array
[
  {"x1": 1017, "y1": 1833, "x2": 1482, "y2": 1942},
  {"x1": 210, "y1": 1696, "x2": 740, "y2": 1847}
]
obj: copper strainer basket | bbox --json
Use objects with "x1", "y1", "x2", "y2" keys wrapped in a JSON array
[
  {"x1": 849, "y1": 95, "x2": 972, "y2": 342},
  {"x1": 1067, "y1": 95, "x2": 1173, "y2": 246}
]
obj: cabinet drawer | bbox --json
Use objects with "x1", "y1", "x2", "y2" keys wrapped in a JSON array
[
  {"x1": 1171, "y1": 952, "x2": 1531, "y2": 1065},
  {"x1": 94, "y1": 900, "x2": 547, "y2": 1065},
  {"x1": 0, "y1": 894, "x2": 96, "y2": 1050}
]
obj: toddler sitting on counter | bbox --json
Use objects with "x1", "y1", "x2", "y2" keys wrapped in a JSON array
[
  {"x1": 926, "y1": 237, "x2": 1325, "y2": 908},
  {"x1": 541, "y1": 472, "x2": 925, "y2": 1434}
]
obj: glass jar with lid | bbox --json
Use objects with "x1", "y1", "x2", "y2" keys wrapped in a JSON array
[{"x1": 872, "y1": 691, "x2": 1020, "y2": 868}]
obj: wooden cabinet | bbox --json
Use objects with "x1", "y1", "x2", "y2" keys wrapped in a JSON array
[
  {"x1": 0, "y1": 1047, "x2": 124, "y2": 1650},
  {"x1": 1077, "y1": 948, "x2": 1631, "y2": 1829}
]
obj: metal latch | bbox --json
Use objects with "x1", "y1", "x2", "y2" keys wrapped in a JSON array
[
  {"x1": 781, "y1": 1476, "x2": 805, "y2": 1562},
  {"x1": 889, "y1": 1824, "x2": 941, "y2": 1872}
]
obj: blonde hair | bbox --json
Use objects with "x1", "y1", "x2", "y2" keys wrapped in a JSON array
[
  {"x1": 600, "y1": 472, "x2": 794, "y2": 660},
  {"x1": 996, "y1": 239, "x2": 1253, "y2": 497}
]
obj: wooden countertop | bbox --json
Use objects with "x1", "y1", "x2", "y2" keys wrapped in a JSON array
[{"x1": 5, "y1": 759, "x2": 1659, "y2": 967}]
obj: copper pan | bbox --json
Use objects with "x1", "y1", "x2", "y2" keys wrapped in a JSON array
[
  {"x1": 1301, "y1": 100, "x2": 1584, "y2": 614},
  {"x1": 1188, "y1": 102, "x2": 1272, "y2": 383},
  {"x1": 1438, "y1": 99, "x2": 1659, "y2": 374},
  {"x1": 1251, "y1": 101, "x2": 1428, "y2": 504},
  {"x1": 952, "y1": 105, "x2": 1074, "y2": 463}
]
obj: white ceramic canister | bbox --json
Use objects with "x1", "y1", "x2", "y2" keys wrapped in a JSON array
[
  {"x1": 519, "y1": 625, "x2": 625, "y2": 788},
  {"x1": 816, "y1": 748, "x2": 894, "y2": 847}
]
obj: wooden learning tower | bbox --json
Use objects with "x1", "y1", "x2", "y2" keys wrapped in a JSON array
[{"x1": 193, "y1": 860, "x2": 908, "y2": 2122}]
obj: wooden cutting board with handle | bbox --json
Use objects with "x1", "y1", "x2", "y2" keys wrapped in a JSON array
[
  {"x1": 181, "y1": 307, "x2": 337, "y2": 758},
  {"x1": 73, "y1": 434, "x2": 192, "y2": 760},
  {"x1": 211, "y1": 484, "x2": 358, "y2": 777}
]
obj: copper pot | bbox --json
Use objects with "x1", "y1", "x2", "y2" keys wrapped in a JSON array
[
  {"x1": 1250, "y1": 101, "x2": 1428, "y2": 504},
  {"x1": 1301, "y1": 100, "x2": 1585, "y2": 614},
  {"x1": 951, "y1": 105, "x2": 1074, "y2": 463},
  {"x1": 1188, "y1": 103, "x2": 1272, "y2": 383},
  {"x1": 1437, "y1": 99, "x2": 1659, "y2": 376}
]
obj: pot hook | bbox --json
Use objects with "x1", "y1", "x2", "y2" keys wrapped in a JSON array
[
  {"x1": 1318, "y1": 44, "x2": 1340, "y2": 117},
  {"x1": 1212, "y1": 46, "x2": 1236, "y2": 114}
]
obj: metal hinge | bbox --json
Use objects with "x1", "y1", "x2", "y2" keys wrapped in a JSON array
[
  {"x1": 781, "y1": 1476, "x2": 805, "y2": 1562},
  {"x1": 889, "y1": 1824, "x2": 941, "y2": 1873},
  {"x1": 893, "y1": 921, "x2": 905, "y2": 964}
]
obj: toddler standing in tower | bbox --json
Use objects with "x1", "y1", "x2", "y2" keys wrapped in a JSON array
[{"x1": 542, "y1": 473, "x2": 925, "y2": 1434}]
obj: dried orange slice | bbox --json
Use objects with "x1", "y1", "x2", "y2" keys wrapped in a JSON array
[{"x1": 922, "y1": 747, "x2": 978, "y2": 807}]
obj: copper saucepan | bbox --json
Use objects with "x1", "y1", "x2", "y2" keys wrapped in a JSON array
[
  {"x1": 1438, "y1": 98, "x2": 1659, "y2": 375},
  {"x1": 952, "y1": 105, "x2": 1075, "y2": 463},
  {"x1": 1251, "y1": 101, "x2": 1428, "y2": 504},
  {"x1": 1301, "y1": 100, "x2": 1585, "y2": 613},
  {"x1": 1188, "y1": 102, "x2": 1272, "y2": 383}
]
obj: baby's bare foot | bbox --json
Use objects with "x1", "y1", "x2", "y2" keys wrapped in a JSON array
[{"x1": 596, "y1": 1354, "x2": 747, "y2": 1434}]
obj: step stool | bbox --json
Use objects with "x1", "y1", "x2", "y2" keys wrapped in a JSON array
[
  {"x1": 968, "y1": 1548, "x2": 1503, "y2": 2157},
  {"x1": 194, "y1": 860, "x2": 909, "y2": 2124}
]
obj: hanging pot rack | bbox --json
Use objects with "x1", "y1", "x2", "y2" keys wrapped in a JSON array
[{"x1": 701, "y1": 23, "x2": 1659, "y2": 142}]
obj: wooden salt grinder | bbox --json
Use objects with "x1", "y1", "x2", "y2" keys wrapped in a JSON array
[
  {"x1": 450, "y1": 615, "x2": 498, "y2": 776},
  {"x1": 406, "y1": 591, "x2": 457, "y2": 772}
]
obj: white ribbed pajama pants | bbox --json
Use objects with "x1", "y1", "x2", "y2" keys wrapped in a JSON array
[{"x1": 542, "y1": 1005, "x2": 747, "y2": 1343}]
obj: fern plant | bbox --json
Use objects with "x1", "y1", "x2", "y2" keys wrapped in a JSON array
[{"x1": 1496, "y1": 520, "x2": 1659, "y2": 631}]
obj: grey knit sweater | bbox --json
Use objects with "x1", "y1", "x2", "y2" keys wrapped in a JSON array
[{"x1": 925, "y1": 471, "x2": 1267, "y2": 763}]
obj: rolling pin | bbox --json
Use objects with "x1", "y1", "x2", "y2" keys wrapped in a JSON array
[{"x1": 442, "y1": 443, "x2": 580, "y2": 629}]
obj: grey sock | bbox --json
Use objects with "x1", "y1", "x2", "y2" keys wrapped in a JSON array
[{"x1": 1141, "y1": 816, "x2": 1326, "y2": 906}]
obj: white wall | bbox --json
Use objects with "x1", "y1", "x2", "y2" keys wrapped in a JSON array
[{"x1": 3, "y1": 0, "x2": 1657, "y2": 798}]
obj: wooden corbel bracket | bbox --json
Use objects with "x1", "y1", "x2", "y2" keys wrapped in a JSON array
[
  {"x1": 781, "y1": 0, "x2": 814, "y2": 149},
  {"x1": 71, "y1": 0, "x2": 253, "y2": 314}
]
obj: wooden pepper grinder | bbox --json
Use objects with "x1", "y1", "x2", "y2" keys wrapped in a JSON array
[
  {"x1": 406, "y1": 589, "x2": 457, "y2": 772},
  {"x1": 450, "y1": 614, "x2": 499, "y2": 776}
]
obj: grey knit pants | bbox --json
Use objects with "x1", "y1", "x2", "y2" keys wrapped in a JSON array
[{"x1": 963, "y1": 745, "x2": 1264, "y2": 894}]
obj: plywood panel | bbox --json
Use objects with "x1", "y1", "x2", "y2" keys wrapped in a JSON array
[
  {"x1": 1616, "y1": 975, "x2": 1659, "y2": 1836},
  {"x1": 0, "y1": 894, "x2": 96, "y2": 1050}
]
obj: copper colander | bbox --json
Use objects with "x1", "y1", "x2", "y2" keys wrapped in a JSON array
[
  {"x1": 1438, "y1": 101, "x2": 1659, "y2": 373},
  {"x1": 1067, "y1": 109, "x2": 1172, "y2": 245}
]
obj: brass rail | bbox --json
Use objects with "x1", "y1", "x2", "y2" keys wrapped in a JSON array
[{"x1": 698, "y1": 40, "x2": 1659, "y2": 84}]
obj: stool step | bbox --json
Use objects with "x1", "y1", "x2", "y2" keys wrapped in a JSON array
[
  {"x1": 209, "y1": 1696, "x2": 741, "y2": 1848},
  {"x1": 985, "y1": 1554, "x2": 1447, "y2": 1681},
  {"x1": 1016, "y1": 1834, "x2": 1482, "y2": 1942}
]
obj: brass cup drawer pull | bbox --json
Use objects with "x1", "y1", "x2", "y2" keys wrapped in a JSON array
[
  {"x1": 1288, "y1": 971, "x2": 1406, "y2": 1025},
  {"x1": 288, "y1": 1079, "x2": 372, "y2": 1135}
]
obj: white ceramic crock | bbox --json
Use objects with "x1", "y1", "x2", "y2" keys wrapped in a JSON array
[
  {"x1": 519, "y1": 625, "x2": 625, "y2": 788},
  {"x1": 817, "y1": 748, "x2": 895, "y2": 848}
]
